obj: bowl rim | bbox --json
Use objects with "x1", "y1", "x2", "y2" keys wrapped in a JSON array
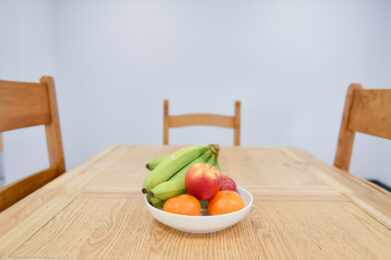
[{"x1": 144, "y1": 186, "x2": 254, "y2": 218}]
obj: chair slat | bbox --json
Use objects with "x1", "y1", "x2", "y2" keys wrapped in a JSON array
[
  {"x1": 168, "y1": 114, "x2": 235, "y2": 128},
  {"x1": 348, "y1": 89, "x2": 391, "y2": 139},
  {"x1": 0, "y1": 81, "x2": 51, "y2": 132}
]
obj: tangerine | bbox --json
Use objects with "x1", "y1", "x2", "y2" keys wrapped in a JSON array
[
  {"x1": 163, "y1": 194, "x2": 201, "y2": 216},
  {"x1": 208, "y1": 190, "x2": 245, "y2": 216}
]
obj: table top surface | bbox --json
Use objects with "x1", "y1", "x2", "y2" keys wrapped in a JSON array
[{"x1": 1, "y1": 145, "x2": 391, "y2": 260}]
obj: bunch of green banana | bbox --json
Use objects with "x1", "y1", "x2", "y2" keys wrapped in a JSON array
[
  {"x1": 143, "y1": 144, "x2": 221, "y2": 207},
  {"x1": 142, "y1": 144, "x2": 209, "y2": 193}
]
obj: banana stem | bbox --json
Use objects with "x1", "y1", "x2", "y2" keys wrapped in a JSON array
[{"x1": 209, "y1": 144, "x2": 220, "y2": 169}]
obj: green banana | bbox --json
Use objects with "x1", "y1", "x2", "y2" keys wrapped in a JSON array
[
  {"x1": 150, "y1": 179, "x2": 187, "y2": 201},
  {"x1": 146, "y1": 153, "x2": 171, "y2": 170},
  {"x1": 149, "y1": 196, "x2": 165, "y2": 208},
  {"x1": 146, "y1": 192, "x2": 165, "y2": 208},
  {"x1": 150, "y1": 150, "x2": 214, "y2": 200},
  {"x1": 142, "y1": 144, "x2": 210, "y2": 193}
]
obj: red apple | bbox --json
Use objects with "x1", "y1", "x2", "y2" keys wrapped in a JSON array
[
  {"x1": 185, "y1": 163, "x2": 223, "y2": 201},
  {"x1": 220, "y1": 175, "x2": 237, "y2": 191}
]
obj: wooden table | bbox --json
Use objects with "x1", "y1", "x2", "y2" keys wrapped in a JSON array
[{"x1": 1, "y1": 146, "x2": 391, "y2": 259}]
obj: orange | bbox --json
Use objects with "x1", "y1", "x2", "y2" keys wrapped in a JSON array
[
  {"x1": 163, "y1": 194, "x2": 201, "y2": 216},
  {"x1": 208, "y1": 190, "x2": 245, "y2": 216}
]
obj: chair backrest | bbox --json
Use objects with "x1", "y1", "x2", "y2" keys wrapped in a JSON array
[
  {"x1": 0, "y1": 76, "x2": 65, "y2": 211},
  {"x1": 334, "y1": 83, "x2": 391, "y2": 172},
  {"x1": 163, "y1": 100, "x2": 241, "y2": 146}
]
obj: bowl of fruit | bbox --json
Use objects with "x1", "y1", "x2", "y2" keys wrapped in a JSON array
[{"x1": 142, "y1": 144, "x2": 253, "y2": 233}]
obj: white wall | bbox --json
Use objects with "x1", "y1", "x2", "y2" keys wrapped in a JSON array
[{"x1": 1, "y1": 0, "x2": 391, "y2": 185}]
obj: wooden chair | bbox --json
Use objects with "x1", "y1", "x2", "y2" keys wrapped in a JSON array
[
  {"x1": 334, "y1": 83, "x2": 391, "y2": 193},
  {"x1": 163, "y1": 100, "x2": 241, "y2": 146},
  {"x1": 0, "y1": 76, "x2": 65, "y2": 212}
]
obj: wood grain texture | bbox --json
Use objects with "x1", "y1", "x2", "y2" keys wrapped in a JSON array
[
  {"x1": 0, "y1": 167, "x2": 58, "y2": 212},
  {"x1": 11, "y1": 198, "x2": 391, "y2": 260},
  {"x1": 0, "y1": 145, "x2": 390, "y2": 260},
  {"x1": 80, "y1": 146, "x2": 332, "y2": 193},
  {"x1": 0, "y1": 146, "x2": 117, "y2": 235},
  {"x1": 334, "y1": 84, "x2": 391, "y2": 172},
  {"x1": 349, "y1": 88, "x2": 391, "y2": 139},
  {"x1": 0, "y1": 80, "x2": 50, "y2": 132},
  {"x1": 293, "y1": 147, "x2": 391, "y2": 226},
  {"x1": 163, "y1": 100, "x2": 241, "y2": 146},
  {"x1": 0, "y1": 191, "x2": 79, "y2": 259},
  {"x1": 0, "y1": 76, "x2": 65, "y2": 212}
]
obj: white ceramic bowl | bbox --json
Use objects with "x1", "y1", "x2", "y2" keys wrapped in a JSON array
[{"x1": 144, "y1": 187, "x2": 253, "y2": 233}]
